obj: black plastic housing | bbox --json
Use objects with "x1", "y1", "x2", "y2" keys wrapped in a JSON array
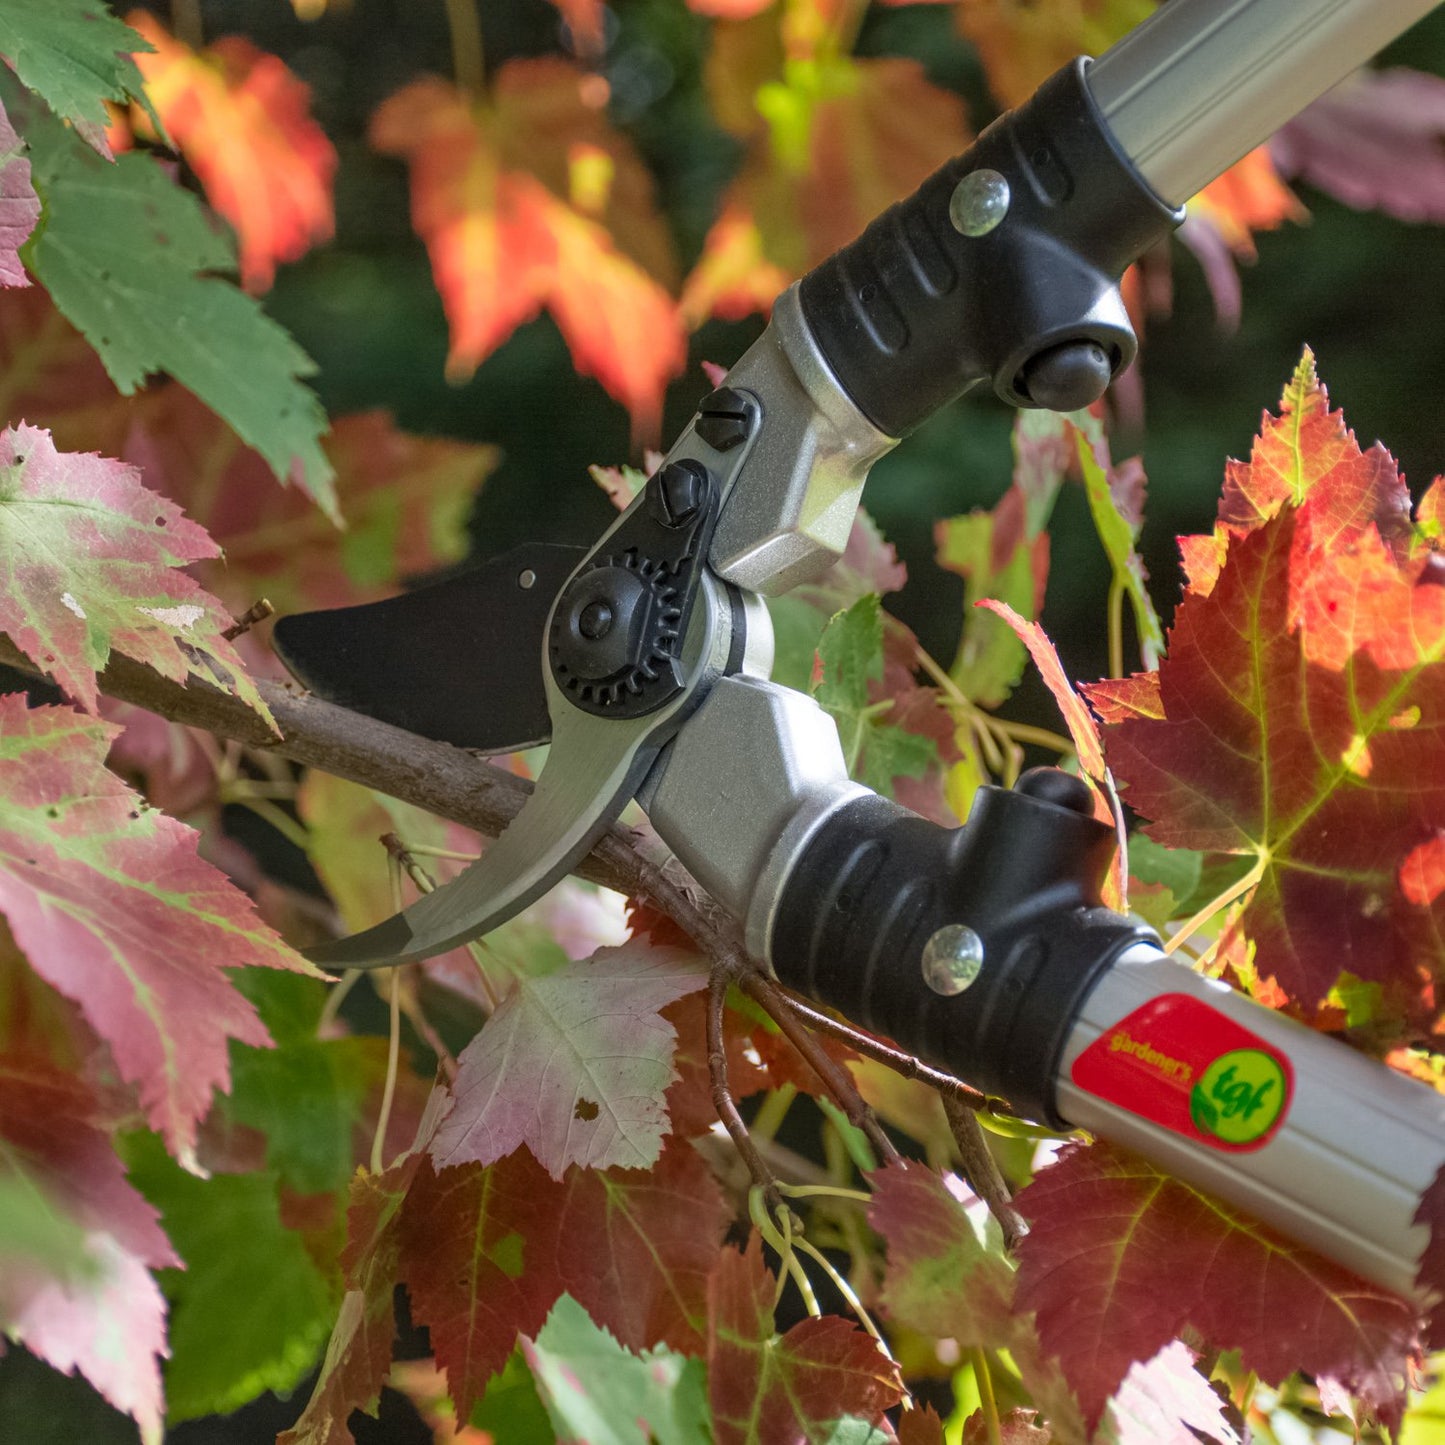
[
  {"x1": 797, "y1": 60, "x2": 1182, "y2": 437},
  {"x1": 769, "y1": 779, "x2": 1157, "y2": 1125}
]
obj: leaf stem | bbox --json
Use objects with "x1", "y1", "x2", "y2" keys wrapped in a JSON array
[
  {"x1": 972, "y1": 1347, "x2": 1003, "y2": 1445},
  {"x1": 370, "y1": 967, "x2": 402, "y2": 1174},
  {"x1": 1108, "y1": 575, "x2": 1126, "y2": 680},
  {"x1": 228, "y1": 794, "x2": 309, "y2": 851},
  {"x1": 442, "y1": 0, "x2": 486, "y2": 100},
  {"x1": 1163, "y1": 852, "x2": 1268, "y2": 959}
]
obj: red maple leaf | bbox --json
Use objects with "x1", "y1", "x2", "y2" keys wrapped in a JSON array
[
  {"x1": 0, "y1": 423, "x2": 275, "y2": 722},
  {"x1": 0, "y1": 1059, "x2": 177, "y2": 1441},
  {"x1": 396, "y1": 1138, "x2": 726, "y2": 1418},
  {"x1": 370, "y1": 64, "x2": 685, "y2": 442},
  {"x1": 0, "y1": 698, "x2": 316, "y2": 1164},
  {"x1": 281, "y1": 1150, "x2": 427, "y2": 1445},
  {"x1": 125, "y1": 12, "x2": 336, "y2": 292},
  {"x1": 1086, "y1": 359, "x2": 1445, "y2": 1008},
  {"x1": 1013, "y1": 1141, "x2": 1419, "y2": 1431},
  {"x1": 708, "y1": 1234, "x2": 905, "y2": 1445}
]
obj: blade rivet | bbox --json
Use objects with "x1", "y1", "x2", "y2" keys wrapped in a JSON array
[
  {"x1": 921, "y1": 924, "x2": 985, "y2": 996},
  {"x1": 949, "y1": 169, "x2": 1010, "y2": 237},
  {"x1": 578, "y1": 599, "x2": 614, "y2": 640},
  {"x1": 518, "y1": 569, "x2": 537, "y2": 589}
]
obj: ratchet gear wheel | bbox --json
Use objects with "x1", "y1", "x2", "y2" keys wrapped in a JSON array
[{"x1": 548, "y1": 549, "x2": 686, "y2": 715}]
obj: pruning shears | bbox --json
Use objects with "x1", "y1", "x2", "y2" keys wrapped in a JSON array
[{"x1": 274, "y1": 0, "x2": 1445, "y2": 1305}]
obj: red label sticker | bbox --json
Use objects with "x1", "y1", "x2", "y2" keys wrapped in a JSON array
[{"x1": 1070, "y1": 993, "x2": 1293, "y2": 1152}]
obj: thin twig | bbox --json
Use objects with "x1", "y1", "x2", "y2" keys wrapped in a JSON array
[
  {"x1": 708, "y1": 969, "x2": 778, "y2": 1204},
  {"x1": 774, "y1": 985, "x2": 994, "y2": 1111},
  {"x1": 742, "y1": 972, "x2": 901, "y2": 1167},
  {"x1": 941, "y1": 1092, "x2": 1026, "y2": 1251}
]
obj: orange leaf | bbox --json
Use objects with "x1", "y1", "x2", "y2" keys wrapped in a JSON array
[
  {"x1": 371, "y1": 71, "x2": 685, "y2": 441},
  {"x1": 1189, "y1": 146, "x2": 1306, "y2": 257},
  {"x1": 957, "y1": 0, "x2": 1156, "y2": 109},
  {"x1": 1403, "y1": 835, "x2": 1445, "y2": 908},
  {"x1": 686, "y1": 48, "x2": 970, "y2": 323},
  {"x1": 680, "y1": 201, "x2": 790, "y2": 328},
  {"x1": 126, "y1": 12, "x2": 335, "y2": 293}
]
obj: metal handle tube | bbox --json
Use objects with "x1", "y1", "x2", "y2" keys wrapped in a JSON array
[
  {"x1": 1087, "y1": 0, "x2": 1442, "y2": 207},
  {"x1": 1056, "y1": 946, "x2": 1445, "y2": 1299}
]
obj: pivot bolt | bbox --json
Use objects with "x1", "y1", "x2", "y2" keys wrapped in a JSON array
[
  {"x1": 921, "y1": 924, "x2": 985, "y2": 997},
  {"x1": 578, "y1": 600, "x2": 613, "y2": 640}
]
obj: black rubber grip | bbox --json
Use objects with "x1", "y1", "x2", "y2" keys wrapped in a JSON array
[
  {"x1": 797, "y1": 60, "x2": 1182, "y2": 437},
  {"x1": 769, "y1": 778, "x2": 1156, "y2": 1124}
]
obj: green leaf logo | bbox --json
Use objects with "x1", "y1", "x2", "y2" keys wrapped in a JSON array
[{"x1": 1189, "y1": 1049, "x2": 1287, "y2": 1145}]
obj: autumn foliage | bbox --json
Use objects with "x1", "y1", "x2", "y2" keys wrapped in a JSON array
[{"x1": 6, "y1": 2, "x2": 1445, "y2": 1444}]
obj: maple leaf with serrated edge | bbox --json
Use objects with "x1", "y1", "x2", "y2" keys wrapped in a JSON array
[
  {"x1": 1013, "y1": 1140, "x2": 1418, "y2": 1432},
  {"x1": 708, "y1": 1234, "x2": 904, "y2": 1445},
  {"x1": 431, "y1": 941, "x2": 706, "y2": 1178},
  {"x1": 0, "y1": 97, "x2": 37, "y2": 287},
  {"x1": 124, "y1": 13, "x2": 336, "y2": 293},
  {"x1": 0, "y1": 1059, "x2": 176, "y2": 1445},
  {"x1": 1087, "y1": 511, "x2": 1445, "y2": 1006},
  {"x1": 370, "y1": 67, "x2": 684, "y2": 442},
  {"x1": 0, "y1": 423, "x2": 274, "y2": 721},
  {"x1": 0, "y1": 0, "x2": 156, "y2": 156},
  {"x1": 20, "y1": 104, "x2": 337, "y2": 517},
  {"x1": 281, "y1": 1149, "x2": 427, "y2": 1445},
  {"x1": 814, "y1": 594, "x2": 935, "y2": 798},
  {"x1": 0, "y1": 698, "x2": 318, "y2": 1166},
  {"x1": 396, "y1": 1138, "x2": 725, "y2": 1418},
  {"x1": 1098, "y1": 1341, "x2": 1238, "y2": 1445},
  {"x1": 522, "y1": 1294, "x2": 709, "y2": 1445}
]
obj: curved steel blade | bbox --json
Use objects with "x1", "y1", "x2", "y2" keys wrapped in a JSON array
[
  {"x1": 271, "y1": 543, "x2": 585, "y2": 752},
  {"x1": 304, "y1": 575, "x2": 733, "y2": 969}
]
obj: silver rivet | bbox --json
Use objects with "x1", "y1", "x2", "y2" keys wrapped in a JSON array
[
  {"x1": 921, "y1": 924, "x2": 985, "y2": 996},
  {"x1": 518, "y1": 569, "x2": 537, "y2": 589},
  {"x1": 949, "y1": 169, "x2": 1010, "y2": 237}
]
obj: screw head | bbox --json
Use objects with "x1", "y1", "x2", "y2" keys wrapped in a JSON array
[
  {"x1": 920, "y1": 924, "x2": 985, "y2": 997},
  {"x1": 949, "y1": 169, "x2": 1010, "y2": 237},
  {"x1": 578, "y1": 599, "x2": 614, "y2": 641}
]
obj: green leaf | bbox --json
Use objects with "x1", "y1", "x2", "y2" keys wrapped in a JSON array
[
  {"x1": 229, "y1": 1033, "x2": 381, "y2": 1196},
  {"x1": 471, "y1": 1349, "x2": 555, "y2": 1445},
  {"x1": 1126, "y1": 835, "x2": 1203, "y2": 902},
  {"x1": 0, "y1": 0, "x2": 156, "y2": 154},
  {"x1": 124, "y1": 1133, "x2": 337, "y2": 1423},
  {"x1": 813, "y1": 594, "x2": 933, "y2": 796},
  {"x1": 21, "y1": 111, "x2": 337, "y2": 517},
  {"x1": 523, "y1": 1294, "x2": 710, "y2": 1445},
  {"x1": 1074, "y1": 429, "x2": 1165, "y2": 669},
  {"x1": 1402, "y1": 1360, "x2": 1445, "y2": 1445}
]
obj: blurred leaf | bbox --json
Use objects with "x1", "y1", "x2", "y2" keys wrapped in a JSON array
[
  {"x1": 125, "y1": 1131, "x2": 337, "y2": 1422},
  {"x1": 125, "y1": 13, "x2": 335, "y2": 292}
]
